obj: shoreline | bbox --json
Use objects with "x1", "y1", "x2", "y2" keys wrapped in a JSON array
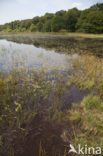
[{"x1": 0, "y1": 32, "x2": 103, "y2": 39}]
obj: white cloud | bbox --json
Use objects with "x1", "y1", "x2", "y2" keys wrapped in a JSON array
[
  {"x1": 72, "y1": 2, "x2": 82, "y2": 8},
  {"x1": 16, "y1": 0, "x2": 31, "y2": 4}
]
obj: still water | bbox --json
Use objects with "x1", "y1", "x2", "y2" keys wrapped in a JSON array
[{"x1": 0, "y1": 39, "x2": 78, "y2": 72}]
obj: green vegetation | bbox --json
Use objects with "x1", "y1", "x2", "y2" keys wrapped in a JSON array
[
  {"x1": 64, "y1": 54, "x2": 103, "y2": 155},
  {"x1": 0, "y1": 68, "x2": 67, "y2": 155},
  {"x1": 0, "y1": 14, "x2": 103, "y2": 154},
  {"x1": 82, "y1": 95, "x2": 103, "y2": 110},
  {"x1": 68, "y1": 54, "x2": 103, "y2": 91},
  {"x1": 0, "y1": 51, "x2": 103, "y2": 155},
  {"x1": 0, "y1": 3, "x2": 103, "y2": 34},
  {"x1": 66, "y1": 96, "x2": 103, "y2": 155}
]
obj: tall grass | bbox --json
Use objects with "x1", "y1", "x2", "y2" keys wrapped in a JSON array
[{"x1": 0, "y1": 52, "x2": 103, "y2": 155}]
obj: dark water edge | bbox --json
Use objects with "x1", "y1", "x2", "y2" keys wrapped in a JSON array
[{"x1": 0, "y1": 33, "x2": 103, "y2": 57}]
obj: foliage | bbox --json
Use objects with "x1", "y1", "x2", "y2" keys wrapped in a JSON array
[
  {"x1": 30, "y1": 24, "x2": 37, "y2": 32},
  {"x1": 51, "y1": 15, "x2": 66, "y2": 32},
  {"x1": 43, "y1": 20, "x2": 52, "y2": 32},
  {"x1": 76, "y1": 5, "x2": 103, "y2": 33},
  {"x1": 65, "y1": 8, "x2": 81, "y2": 32},
  {"x1": 0, "y1": 3, "x2": 103, "y2": 33}
]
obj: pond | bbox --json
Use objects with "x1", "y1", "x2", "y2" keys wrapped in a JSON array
[
  {"x1": 0, "y1": 33, "x2": 103, "y2": 57},
  {"x1": 0, "y1": 39, "x2": 78, "y2": 72},
  {"x1": 0, "y1": 34, "x2": 102, "y2": 156},
  {"x1": 0, "y1": 38, "x2": 88, "y2": 111}
]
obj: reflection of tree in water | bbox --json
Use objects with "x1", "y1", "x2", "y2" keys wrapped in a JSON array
[{"x1": 0, "y1": 34, "x2": 103, "y2": 57}]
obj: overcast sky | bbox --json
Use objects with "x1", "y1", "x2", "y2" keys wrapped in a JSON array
[{"x1": 0, "y1": 0, "x2": 103, "y2": 24}]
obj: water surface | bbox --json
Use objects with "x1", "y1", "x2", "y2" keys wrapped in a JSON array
[{"x1": 0, "y1": 39, "x2": 78, "y2": 72}]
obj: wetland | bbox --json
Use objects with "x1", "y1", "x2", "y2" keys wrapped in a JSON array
[{"x1": 0, "y1": 33, "x2": 103, "y2": 156}]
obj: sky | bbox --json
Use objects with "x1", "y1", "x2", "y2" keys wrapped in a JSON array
[{"x1": 0, "y1": 0, "x2": 103, "y2": 25}]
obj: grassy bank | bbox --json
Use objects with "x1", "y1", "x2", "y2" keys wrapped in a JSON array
[
  {"x1": 0, "y1": 32, "x2": 103, "y2": 39},
  {"x1": 64, "y1": 54, "x2": 103, "y2": 155}
]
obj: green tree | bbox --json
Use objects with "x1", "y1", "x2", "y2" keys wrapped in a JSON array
[
  {"x1": 90, "y1": 3, "x2": 103, "y2": 11},
  {"x1": 0, "y1": 3, "x2": 103, "y2": 34},
  {"x1": 43, "y1": 20, "x2": 52, "y2": 32},
  {"x1": 30, "y1": 24, "x2": 37, "y2": 32},
  {"x1": 76, "y1": 8, "x2": 103, "y2": 33},
  {"x1": 32, "y1": 16, "x2": 40, "y2": 25},
  {"x1": 37, "y1": 22, "x2": 43, "y2": 32},
  {"x1": 51, "y1": 16, "x2": 66, "y2": 32},
  {"x1": 55, "y1": 10, "x2": 66, "y2": 16},
  {"x1": 44, "y1": 13, "x2": 54, "y2": 20},
  {"x1": 65, "y1": 8, "x2": 81, "y2": 32}
]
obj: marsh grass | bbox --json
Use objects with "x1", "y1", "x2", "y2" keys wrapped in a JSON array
[
  {"x1": 0, "y1": 42, "x2": 103, "y2": 156},
  {"x1": 67, "y1": 54, "x2": 103, "y2": 93},
  {"x1": 0, "y1": 67, "x2": 68, "y2": 155},
  {"x1": 64, "y1": 54, "x2": 103, "y2": 155},
  {"x1": 66, "y1": 96, "x2": 103, "y2": 155}
]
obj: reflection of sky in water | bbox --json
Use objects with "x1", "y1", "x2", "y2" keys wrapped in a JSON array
[{"x1": 0, "y1": 39, "x2": 78, "y2": 72}]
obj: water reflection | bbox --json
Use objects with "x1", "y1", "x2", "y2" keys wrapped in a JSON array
[{"x1": 0, "y1": 39, "x2": 78, "y2": 72}]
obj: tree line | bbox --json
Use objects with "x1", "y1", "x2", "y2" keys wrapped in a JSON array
[{"x1": 0, "y1": 3, "x2": 103, "y2": 34}]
